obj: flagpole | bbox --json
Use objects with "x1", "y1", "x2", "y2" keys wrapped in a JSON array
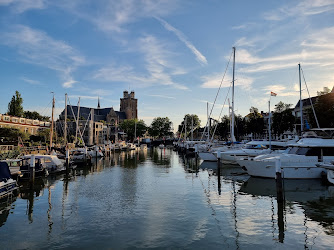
[{"x1": 269, "y1": 96, "x2": 271, "y2": 150}]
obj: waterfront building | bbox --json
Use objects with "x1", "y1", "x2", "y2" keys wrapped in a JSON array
[
  {"x1": 0, "y1": 113, "x2": 50, "y2": 135},
  {"x1": 58, "y1": 90, "x2": 138, "y2": 145}
]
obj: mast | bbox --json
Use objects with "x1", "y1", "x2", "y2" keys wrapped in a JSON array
[
  {"x1": 299, "y1": 63, "x2": 303, "y2": 133},
  {"x1": 75, "y1": 97, "x2": 80, "y2": 144},
  {"x1": 50, "y1": 92, "x2": 55, "y2": 148},
  {"x1": 64, "y1": 93, "x2": 68, "y2": 145},
  {"x1": 231, "y1": 47, "x2": 236, "y2": 143},
  {"x1": 268, "y1": 100, "x2": 271, "y2": 149},
  {"x1": 207, "y1": 102, "x2": 210, "y2": 141}
]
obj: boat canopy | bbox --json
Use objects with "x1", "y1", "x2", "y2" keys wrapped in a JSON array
[{"x1": 0, "y1": 162, "x2": 12, "y2": 180}]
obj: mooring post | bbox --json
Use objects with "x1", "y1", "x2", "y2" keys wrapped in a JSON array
[
  {"x1": 275, "y1": 157, "x2": 283, "y2": 203},
  {"x1": 275, "y1": 157, "x2": 285, "y2": 242},
  {"x1": 30, "y1": 154, "x2": 35, "y2": 182},
  {"x1": 66, "y1": 148, "x2": 70, "y2": 172},
  {"x1": 217, "y1": 151, "x2": 221, "y2": 194}
]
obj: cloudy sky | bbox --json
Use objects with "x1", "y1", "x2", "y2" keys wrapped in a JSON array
[{"x1": 0, "y1": 0, "x2": 333, "y2": 130}]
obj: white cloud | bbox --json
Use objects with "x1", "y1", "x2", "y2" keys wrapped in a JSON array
[
  {"x1": 148, "y1": 94, "x2": 176, "y2": 99},
  {"x1": 263, "y1": 0, "x2": 334, "y2": 21},
  {"x1": 20, "y1": 77, "x2": 41, "y2": 85},
  {"x1": 0, "y1": 0, "x2": 45, "y2": 13},
  {"x1": 1, "y1": 25, "x2": 85, "y2": 88},
  {"x1": 156, "y1": 17, "x2": 207, "y2": 65},
  {"x1": 200, "y1": 72, "x2": 253, "y2": 90},
  {"x1": 94, "y1": 35, "x2": 188, "y2": 90}
]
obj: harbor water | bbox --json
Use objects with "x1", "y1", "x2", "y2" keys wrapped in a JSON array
[{"x1": 1, "y1": 148, "x2": 333, "y2": 249}]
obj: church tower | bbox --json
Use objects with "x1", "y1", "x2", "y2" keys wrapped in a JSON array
[{"x1": 120, "y1": 90, "x2": 137, "y2": 119}]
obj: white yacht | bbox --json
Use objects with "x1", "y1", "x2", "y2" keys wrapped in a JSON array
[
  {"x1": 220, "y1": 139, "x2": 296, "y2": 164},
  {"x1": 21, "y1": 154, "x2": 66, "y2": 174},
  {"x1": 241, "y1": 130, "x2": 334, "y2": 179},
  {"x1": 0, "y1": 162, "x2": 18, "y2": 199}
]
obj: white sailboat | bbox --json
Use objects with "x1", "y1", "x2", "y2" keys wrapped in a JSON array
[{"x1": 198, "y1": 47, "x2": 239, "y2": 161}]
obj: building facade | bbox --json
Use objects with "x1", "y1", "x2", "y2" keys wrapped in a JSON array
[
  {"x1": 58, "y1": 90, "x2": 138, "y2": 145},
  {"x1": 0, "y1": 114, "x2": 50, "y2": 135}
]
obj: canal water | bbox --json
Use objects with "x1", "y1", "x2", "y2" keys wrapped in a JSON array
[{"x1": 1, "y1": 148, "x2": 333, "y2": 249}]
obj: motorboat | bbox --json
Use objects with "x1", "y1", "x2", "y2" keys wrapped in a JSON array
[
  {"x1": 316, "y1": 161, "x2": 334, "y2": 184},
  {"x1": 1, "y1": 159, "x2": 22, "y2": 178},
  {"x1": 0, "y1": 162, "x2": 18, "y2": 199},
  {"x1": 241, "y1": 132, "x2": 334, "y2": 179},
  {"x1": 220, "y1": 139, "x2": 296, "y2": 164},
  {"x1": 21, "y1": 154, "x2": 65, "y2": 174}
]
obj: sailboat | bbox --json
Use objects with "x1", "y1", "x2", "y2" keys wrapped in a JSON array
[{"x1": 198, "y1": 47, "x2": 240, "y2": 161}]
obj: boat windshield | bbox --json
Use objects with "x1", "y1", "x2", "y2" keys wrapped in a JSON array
[
  {"x1": 244, "y1": 144, "x2": 267, "y2": 149},
  {"x1": 288, "y1": 147, "x2": 309, "y2": 155}
]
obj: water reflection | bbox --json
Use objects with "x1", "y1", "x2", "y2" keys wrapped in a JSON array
[
  {"x1": 0, "y1": 197, "x2": 16, "y2": 227},
  {"x1": 0, "y1": 149, "x2": 333, "y2": 249},
  {"x1": 240, "y1": 177, "x2": 334, "y2": 246}
]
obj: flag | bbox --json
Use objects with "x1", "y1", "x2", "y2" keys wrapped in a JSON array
[{"x1": 270, "y1": 91, "x2": 277, "y2": 96}]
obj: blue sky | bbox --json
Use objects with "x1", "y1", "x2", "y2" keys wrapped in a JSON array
[{"x1": 0, "y1": 0, "x2": 333, "y2": 130}]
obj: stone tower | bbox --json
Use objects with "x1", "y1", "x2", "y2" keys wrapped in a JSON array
[{"x1": 120, "y1": 90, "x2": 137, "y2": 119}]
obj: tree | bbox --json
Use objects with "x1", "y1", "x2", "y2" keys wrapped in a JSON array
[
  {"x1": 148, "y1": 117, "x2": 173, "y2": 138},
  {"x1": 119, "y1": 119, "x2": 147, "y2": 141},
  {"x1": 0, "y1": 127, "x2": 29, "y2": 142},
  {"x1": 317, "y1": 87, "x2": 331, "y2": 96},
  {"x1": 216, "y1": 115, "x2": 230, "y2": 140},
  {"x1": 272, "y1": 101, "x2": 295, "y2": 136},
  {"x1": 7, "y1": 91, "x2": 24, "y2": 117},
  {"x1": 178, "y1": 114, "x2": 201, "y2": 137},
  {"x1": 307, "y1": 92, "x2": 334, "y2": 128},
  {"x1": 245, "y1": 106, "x2": 265, "y2": 137},
  {"x1": 24, "y1": 111, "x2": 50, "y2": 121}
]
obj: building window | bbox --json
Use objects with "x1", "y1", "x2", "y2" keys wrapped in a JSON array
[{"x1": 4, "y1": 116, "x2": 10, "y2": 121}]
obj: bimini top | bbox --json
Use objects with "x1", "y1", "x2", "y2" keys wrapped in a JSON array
[{"x1": 0, "y1": 162, "x2": 12, "y2": 180}]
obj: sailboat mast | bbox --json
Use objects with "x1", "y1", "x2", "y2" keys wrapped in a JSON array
[
  {"x1": 231, "y1": 47, "x2": 236, "y2": 143},
  {"x1": 64, "y1": 93, "x2": 68, "y2": 145},
  {"x1": 75, "y1": 97, "x2": 80, "y2": 144},
  {"x1": 50, "y1": 93, "x2": 55, "y2": 148},
  {"x1": 299, "y1": 64, "x2": 303, "y2": 133}
]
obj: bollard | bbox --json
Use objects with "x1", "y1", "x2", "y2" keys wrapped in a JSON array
[
  {"x1": 66, "y1": 148, "x2": 70, "y2": 171},
  {"x1": 275, "y1": 157, "x2": 285, "y2": 242},
  {"x1": 217, "y1": 151, "x2": 221, "y2": 194},
  {"x1": 275, "y1": 157, "x2": 284, "y2": 203},
  {"x1": 84, "y1": 146, "x2": 88, "y2": 164},
  {"x1": 30, "y1": 154, "x2": 35, "y2": 182}
]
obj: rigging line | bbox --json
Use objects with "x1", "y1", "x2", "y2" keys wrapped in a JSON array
[
  {"x1": 68, "y1": 98, "x2": 89, "y2": 146},
  {"x1": 67, "y1": 97, "x2": 86, "y2": 145},
  {"x1": 37, "y1": 99, "x2": 52, "y2": 117},
  {"x1": 201, "y1": 50, "x2": 234, "y2": 141},
  {"x1": 210, "y1": 81, "x2": 233, "y2": 142},
  {"x1": 300, "y1": 67, "x2": 320, "y2": 128}
]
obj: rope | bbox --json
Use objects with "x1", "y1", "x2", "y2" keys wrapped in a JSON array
[
  {"x1": 300, "y1": 67, "x2": 320, "y2": 128},
  {"x1": 200, "y1": 50, "x2": 233, "y2": 141}
]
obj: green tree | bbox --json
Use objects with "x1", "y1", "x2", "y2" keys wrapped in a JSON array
[
  {"x1": 216, "y1": 115, "x2": 230, "y2": 140},
  {"x1": 0, "y1": 127, "x2": 29, "y2": 142},
  {"x1": 245, "y1": 106, "x2": 265, "y2": 136},
  {"x1": 307, "y1": 92, "x2": 334, "y2": 128},
  {"x1": 272, "y1": 101, "x2": 295, "y2": 136},
  {"x1": 317, "y1": 87, "x2": 331, "y2": 96},
  {"x1": 7, "y1": 91, "x2": 24, "y2": 117},
  {"x1": 149, "y1": 117, "x2": 173, "y2": 138},
  {"x1": 178, "y1": 114, "x2": 201, "y2": 137},
  {"x1": 119, "y1": 119, "x2": 147, "y2": 141},
  {"x1": 24, "y1": 111, "x2": 50, "y2": 121}
]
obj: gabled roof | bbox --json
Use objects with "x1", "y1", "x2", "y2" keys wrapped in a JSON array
[{"x1": 60, "y1": 105, "x2": 126, "y2": 121}]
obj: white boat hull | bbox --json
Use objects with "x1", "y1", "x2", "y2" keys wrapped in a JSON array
[
  {"x1": 243, "y1": 158, "x2": 327, "y2": 179},
  {"x1": 198, "y1": 152, "x2": 217, "y2": 161}
]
